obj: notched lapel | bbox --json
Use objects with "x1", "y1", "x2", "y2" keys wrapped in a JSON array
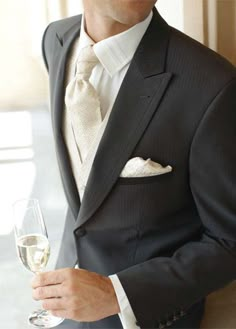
[{"x1": 52, "y1": 23, "x2": 81, "y2": 134}]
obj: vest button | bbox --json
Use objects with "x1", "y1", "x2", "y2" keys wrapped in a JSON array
[{"x1": 75, "y1": 228, "x2": 86, "y2": 238}]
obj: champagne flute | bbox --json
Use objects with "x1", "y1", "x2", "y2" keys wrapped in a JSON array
[{"x1": 13, "y1": 198, "x2": 64, "y2": 328}]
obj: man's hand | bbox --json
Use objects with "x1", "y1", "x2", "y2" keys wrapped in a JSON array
[{"x1": 31, "y1": 268, "x2": 120, "y2": 322}]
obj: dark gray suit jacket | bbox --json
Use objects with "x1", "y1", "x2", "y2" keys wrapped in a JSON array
[{"x1": 42, "y1": 8, "x2": 236, "y2": 329}]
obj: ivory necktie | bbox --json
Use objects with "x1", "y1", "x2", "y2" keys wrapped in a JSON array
[{"x1": 65, "y1": 45, "x2": 101, "y2": 162}]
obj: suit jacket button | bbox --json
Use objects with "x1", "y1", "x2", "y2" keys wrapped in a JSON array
[{"x1": 75, "y1": 228, "x2": 86, "y2": 238}]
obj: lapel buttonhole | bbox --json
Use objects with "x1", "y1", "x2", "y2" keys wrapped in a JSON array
[{"x1": 140, "y1": 95, "x2": 151, "y2": 98}]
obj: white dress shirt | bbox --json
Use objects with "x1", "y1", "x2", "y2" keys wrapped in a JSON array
[{"x1": 63, "y1": 11, "x2": 153, "y2": 329}]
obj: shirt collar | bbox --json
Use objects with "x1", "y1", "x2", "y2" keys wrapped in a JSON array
[
  {"x1": 78, "y1": 16, "x2": 95, "y2": 49},
  {"x1": 78, "y1": 11, "x2": 153, "y2": 77}
]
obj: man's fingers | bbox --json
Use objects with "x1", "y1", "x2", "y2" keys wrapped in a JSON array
[
  {"x1": 42, "y1": 297, "x2": 66, "y2": 311},
  {"x1": 32, "y1": 284, "x2": 63, "y2": 300},
  {"x1": 31, "y1": 268, "x2": 70, "y2": 288},
  {"x1": 31, "y1": 271, "x2": 62, "y2": 288}
]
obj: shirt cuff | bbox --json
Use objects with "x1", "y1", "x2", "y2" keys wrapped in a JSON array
[{"x1": 109, "y1": 274, "x2": 140, "y2": 329}]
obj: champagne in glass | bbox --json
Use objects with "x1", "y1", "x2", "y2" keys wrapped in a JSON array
[
  {"x1": 17, "y1": 234, "x2": 50, "y2": 273},
  {"x1": 13, "y1": 199, "x2": 64, "y2": 328}
]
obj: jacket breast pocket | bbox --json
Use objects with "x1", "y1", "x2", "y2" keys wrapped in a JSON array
[
  {"x1": 108, "y1": 170, "x2": 188, "y2": 228},
  {"x1": 89, "y1": 169, "x2": 191, "y2": 242}
]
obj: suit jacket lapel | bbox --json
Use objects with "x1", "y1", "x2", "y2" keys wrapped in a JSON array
[
  {"x1": 51, "y1": 18, "x2": 82, "y2": 219},
  {"x1": 76, "y1": 9, "x2": 173, "y2": 228}
]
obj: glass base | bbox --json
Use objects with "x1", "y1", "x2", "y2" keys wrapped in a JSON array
[{"x1": 28, "y1": 309, "x2": 64, "y2": 328}]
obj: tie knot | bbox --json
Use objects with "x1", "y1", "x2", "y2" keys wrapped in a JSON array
[{"x1": 76, "y1": 45, "x2": 99, "y2": 80}]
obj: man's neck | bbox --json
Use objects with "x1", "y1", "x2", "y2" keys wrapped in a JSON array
[{"x1": 84, "y1": 12, "x2": 134, "y2": 43}]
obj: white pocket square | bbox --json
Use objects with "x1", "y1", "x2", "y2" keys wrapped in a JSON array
[{"x1": 120, "y1": 157, "x2": 172, "y2": 178}]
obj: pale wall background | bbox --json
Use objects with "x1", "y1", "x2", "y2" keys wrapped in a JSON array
[
  {"x1": 0, "y1": 0, "x2": 235, "y2": 109},
  {"x1": 0, "y1": 1, "x2": 235, "y2": 328}
]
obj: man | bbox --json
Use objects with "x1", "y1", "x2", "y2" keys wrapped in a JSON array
[{"x1": 31, "y1": 1, "x2": 236, "y2": 328}]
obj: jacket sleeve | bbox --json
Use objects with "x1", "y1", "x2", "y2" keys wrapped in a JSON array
[{"x1": 117, "y1": 77, "x2": 236, "y2": 329}]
